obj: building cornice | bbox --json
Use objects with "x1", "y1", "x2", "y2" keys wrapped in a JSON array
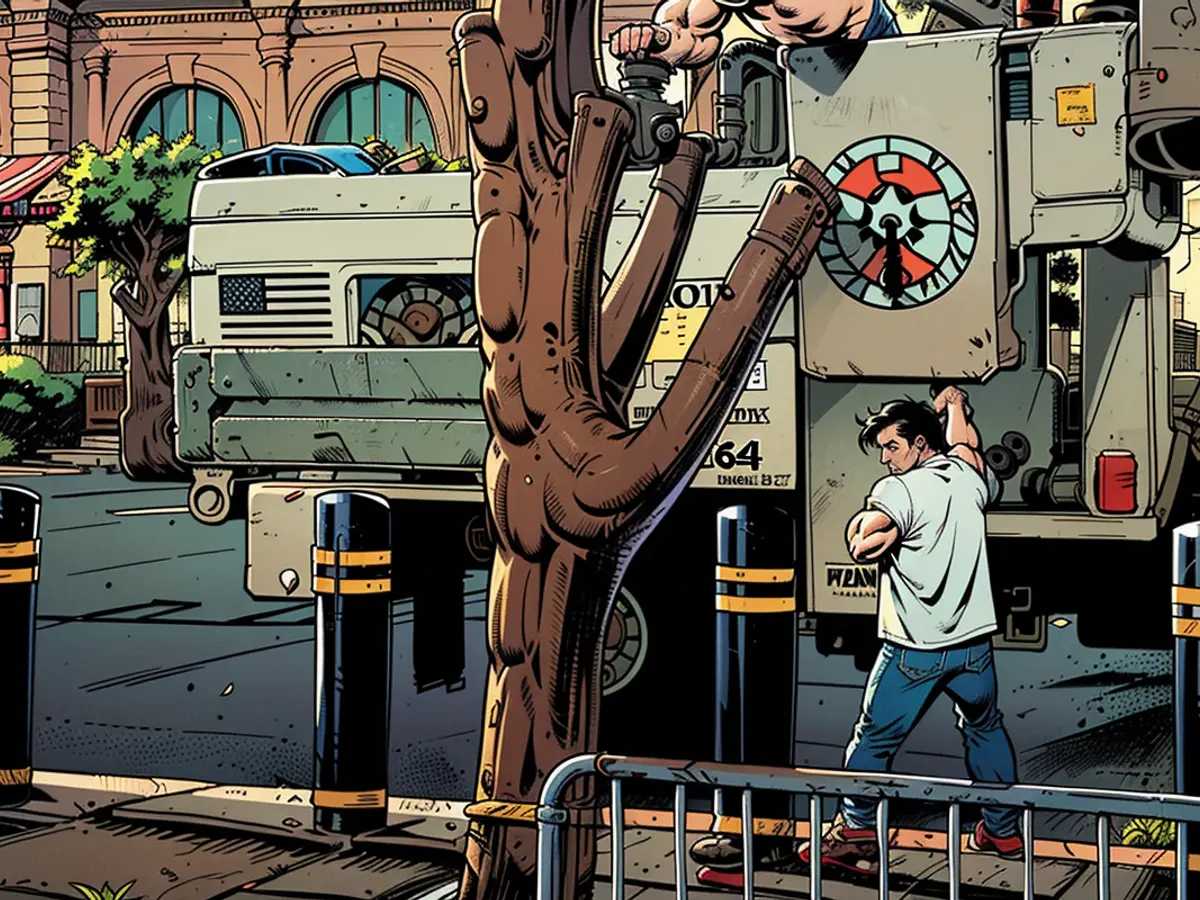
[
  {"x1": 71, "y1": 1, "x2": 470, "y2": 28},
  {"x1": 0, "y1": 7, "x2": 73, "y2": 28}
]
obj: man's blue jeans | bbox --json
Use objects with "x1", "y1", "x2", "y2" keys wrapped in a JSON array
[{"x1": 839, "y1": 638, "x2": 1021, "y2": 838}]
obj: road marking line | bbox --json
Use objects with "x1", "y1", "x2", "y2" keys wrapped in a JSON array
[{"x1": 108, "y1": 506, "x2": 190, "y2": 517}]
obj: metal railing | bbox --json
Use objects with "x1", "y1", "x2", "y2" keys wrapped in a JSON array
[
  {"x1": 3, "y1": 342, "x2": 121, "y2": 374},
  {"x1": 537, "y1": 754, "x2": 1200, "y2": 900}
]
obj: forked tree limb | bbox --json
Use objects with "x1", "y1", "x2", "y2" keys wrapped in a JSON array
[
  {"x1": 576, "y1": 158, "x2": 840, "y2": 517},
  {"x1": 600, "y1": 134, "x2": 714, "y2": 410},
  {"x1": 563, "y1": 94, "x2": 634, "y2": 396}
]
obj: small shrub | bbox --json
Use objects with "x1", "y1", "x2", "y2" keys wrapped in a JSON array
[
  {"x1": 70, "y1": 882, "x2": 136, "y2": 900},
  {"x1": 0, "y1": 435, "x2": 19, "y2": 462},
  {"x1": 0, "y1": 354, "x2": 84, "y2": 458},
  {"x1": 1120, "y1": 817, "x2": 1177, "y2": 848},
  {"x1": 361, "y1": 137, "x2": 469, "y2": 173}
]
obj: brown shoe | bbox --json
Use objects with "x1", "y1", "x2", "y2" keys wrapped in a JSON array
[
  {"x1": 689, "y1": 834, "x2": 795, "y2": 871},
  {"x1": 689, "y1": 834, "x2": 743, "y2": 870},
  {"x1": 798, "y1": 819, "x2": 880, "y2": 876}
]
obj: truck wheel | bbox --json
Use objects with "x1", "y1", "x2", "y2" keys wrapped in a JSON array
[{"x1": 602, "y1": 588, "x2": 649, "y2": 696}]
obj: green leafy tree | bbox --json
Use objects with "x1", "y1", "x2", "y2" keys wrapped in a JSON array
[
  {"x1": 47, "y1": 133, "x2": 218, "y2": 479},
  {"x1": 1048, "y1": 251, "x2": 1081, "y2": 330}
]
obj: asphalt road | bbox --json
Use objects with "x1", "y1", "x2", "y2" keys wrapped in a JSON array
[
  {"x1": 16, "y1": 469, "x2": 489, "y2": 800},
  {"x1": 5, "y1": 469, "x2": 1179, "y2": 838}
]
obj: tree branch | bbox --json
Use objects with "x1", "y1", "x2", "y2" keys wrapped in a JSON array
[
  {"x1": 553, "y1": 0, "x2": 605, "y2": 133},
  {"x1": 160, "y1": 267, "x2": 186, "y2": 305},
  {"x1": 563, "y1": 93, "x2": 634, "y2": 399},
  {"x1": 573, "y1": 158, "x2": 840, "y2": 516},
  {"x1": 130, "y1": 221, "x2": 153, "y2": 264},
  {"x1": 108, "y1": 239, "x2": 142, "y2": 285},
  {"x1": 111, "y1": 278, "x2": 149, "y2": 325},
  {"x1": 599, "y1": 135, "x2": 713, "y2": 411}
]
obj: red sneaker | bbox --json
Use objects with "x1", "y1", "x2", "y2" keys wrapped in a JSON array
[
  {"x1": 697, "y1": 867, "x2": 745, "y2": 890},
  {"x1": 798, "y1": 819, "x2": 880, "y2": 875},
  {"x1": 967, "y1": 820, "x2": 1024, "y2": 859}
]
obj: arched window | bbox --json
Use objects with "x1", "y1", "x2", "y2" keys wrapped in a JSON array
[
  {"x1": 311, "y1": 78, "x2": 434, "y2": 152},
  {"x1": 130, "y1": 87, "x2": 245, "y2": 155}
]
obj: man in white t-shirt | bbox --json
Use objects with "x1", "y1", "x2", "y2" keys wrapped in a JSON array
[{"x1": 799, "y1": 387, "x2": 1022, "y2": 876}]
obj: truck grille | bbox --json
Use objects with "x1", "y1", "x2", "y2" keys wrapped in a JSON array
[{"x1": 218, "y1": 272, "x2": 335, "y2": 343}]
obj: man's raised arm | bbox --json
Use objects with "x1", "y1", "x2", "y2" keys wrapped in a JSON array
[
  {"x1": 934, "y1": 385, "x2": 986, "y2": 476},
  {"x1": 608, "y1": 0, "x2": 730, "y2": 67}
]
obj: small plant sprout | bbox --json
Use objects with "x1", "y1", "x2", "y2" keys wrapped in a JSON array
[{"x1": 69, "y1": 881, "x2": 136, "y2": 900}]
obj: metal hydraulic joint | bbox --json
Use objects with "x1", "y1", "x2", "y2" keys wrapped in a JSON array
[{"x1": 616, "y1": 55, "x2": 683, "y2": 168}]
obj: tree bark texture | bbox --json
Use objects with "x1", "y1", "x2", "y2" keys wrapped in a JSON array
[
  {"x1": 452, "y1": 3, "x2": 842, "y2": 898},
  {"x1": 113, "y1": 276, "x2": 186, "y2": 480}
]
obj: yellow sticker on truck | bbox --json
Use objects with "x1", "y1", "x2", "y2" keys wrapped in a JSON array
[
  {"x1": 645, "y1": 279, "x2": 723, "y2": 362},
  {"x1": 1055, "y1": 84, "x2": 1096, "y2": 126}
]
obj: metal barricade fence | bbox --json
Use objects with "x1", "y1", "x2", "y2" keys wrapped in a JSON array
[{"x1": 536, "y1": 754, "x2": 1200, "y2": 900}]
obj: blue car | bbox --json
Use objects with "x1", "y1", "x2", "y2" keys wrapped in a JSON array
[{"x1": 197, "y1": 143, "x2": 380, "y2": 180}]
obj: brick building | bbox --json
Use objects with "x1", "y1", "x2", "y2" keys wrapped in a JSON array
[{"x1": 0, "y1": 0, "x2": 664, "y2": 366}]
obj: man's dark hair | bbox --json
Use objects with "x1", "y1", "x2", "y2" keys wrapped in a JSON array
[{"x1": 856, "y1": 398, "x2": 948, "y2": 455}]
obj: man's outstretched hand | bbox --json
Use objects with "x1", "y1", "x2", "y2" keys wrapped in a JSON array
[{"x1": 609, "y1": 22, "x2": 673, "y2": 59}]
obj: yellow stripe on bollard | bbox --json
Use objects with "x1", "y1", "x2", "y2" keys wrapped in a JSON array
[
  {"x1": 312, "y1": 577, "x2": 391, "y2": 594},
  {"x1": 312, "y1": 548, "x2": 391, "y2": 567},
  {"x1": 715, "y1": 566, "x2": 794, "y2": 584},
  {"x1": 1175, "y1": 586, "x2": 1200, "y2": 607},
  {"x1": 715, "y1": 594, "x2": 796, "y2": 613},
  {"x1": 0, "y1": 539, "x2": 38, "y2": 558},
  {"x1": 0, "y1": 568, "x2": 38, "y2": 585},
  {"x1": 1173, "y1": 617, "x2": 1200, "y2": 638}
]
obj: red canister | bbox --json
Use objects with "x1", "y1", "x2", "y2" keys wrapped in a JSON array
[
  {"x1": 1096, "y1": 449, "x2": 1137, "y2": 514},
  {"x1": 1016, "y1": 0, "x2": 1061, "y2": 27}
]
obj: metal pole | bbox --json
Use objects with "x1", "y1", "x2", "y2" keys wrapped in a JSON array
[
  {"x1": 311, "y1": 490, "x2": 393, "y2": 833},
  {"x1": 1174, "y1": 522, "x2": 1200, "y2": 899},
  {"x1": 0, "y1": 246, "x2": 13, "y2": 342},
  {"x1": 0, "y1": 486, "x2": 40, "y2": 808},
  {"x1": 709, "y1": 504, "x2": 797, "y2": 861}
]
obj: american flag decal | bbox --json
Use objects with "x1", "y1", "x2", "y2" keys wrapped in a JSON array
[{"x1": 218, "y1": 272, "x2": 335, "y2": 342}]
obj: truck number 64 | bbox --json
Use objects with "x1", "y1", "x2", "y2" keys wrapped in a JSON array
[{"x1": 701, "y1": 439, "x2": 763, "y2": 472}]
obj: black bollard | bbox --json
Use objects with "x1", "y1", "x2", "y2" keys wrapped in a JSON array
[
  {"x1": 0, "y1": 485, "x2": 41, "y2": 808},
  {"x1": 311, "y1": 491, "x2": 393, "y2": 834},
  {"x1": 1173, "y1": 522, "x2": 1200, "y2": 894},
  {"x1": 694, "y1": 504, "x2": 798, "y2": 868}
]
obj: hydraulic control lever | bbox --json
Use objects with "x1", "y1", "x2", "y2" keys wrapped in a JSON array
[{"x1": 611, "y1": 31, "x2": 683, "y2": 167}]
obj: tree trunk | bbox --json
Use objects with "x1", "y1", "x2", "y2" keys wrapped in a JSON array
[
  {"x1": 453, "y1": 5, "x2": 841, "y2": 899},
  {"x1": 120, "y1": 295, "x2": 185, "y2": 480},
  {"x1": 461, "y1": 544, "x2": 617, "y2": 900}
]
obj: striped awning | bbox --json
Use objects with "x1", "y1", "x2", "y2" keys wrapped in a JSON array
[{"x1": 0, "y1": 154, "x2": 69, "y2": 220}]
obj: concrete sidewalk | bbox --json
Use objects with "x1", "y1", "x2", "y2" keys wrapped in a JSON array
[{"x1": 0, "y1": 772, "x2": 1180, "y2": 900}]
